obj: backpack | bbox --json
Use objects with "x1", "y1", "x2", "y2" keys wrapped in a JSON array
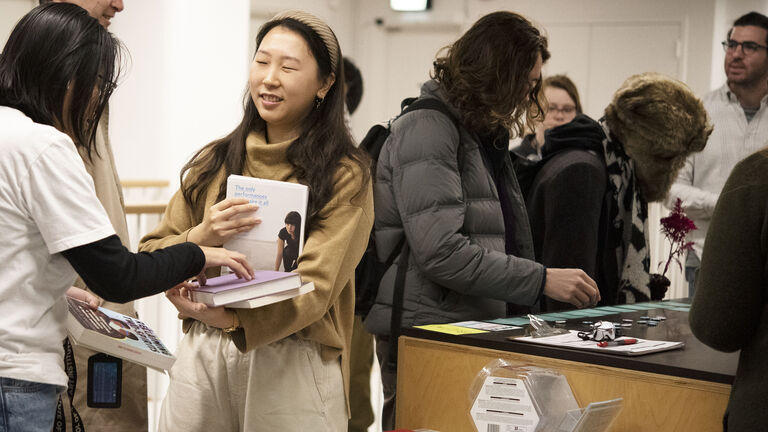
[{"x1": 354, "y1": 96, "x2": 460, "y2": 322}]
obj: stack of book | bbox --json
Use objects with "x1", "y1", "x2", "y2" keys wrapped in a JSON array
[
  {"x1": 204, "y1": 174, "x2": 313, "y2": 308},
  {"x1": 190, "y1": 272, "x2": 313, "y2": 308}
]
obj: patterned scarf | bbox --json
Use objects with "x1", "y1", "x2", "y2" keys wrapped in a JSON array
[{"x1": 599, "y1": 120, "x2": 651, "y2": 303}]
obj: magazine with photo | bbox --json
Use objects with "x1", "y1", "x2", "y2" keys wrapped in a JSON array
[
  {"x1": 223, "y1": 175, "x2": 309, "y2": 272},
  {"x1": 66, "y1": 297, "x2": 175, "y2": 371}
]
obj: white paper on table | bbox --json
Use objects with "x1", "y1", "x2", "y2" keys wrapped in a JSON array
[{"x1": 513, "y1": 330, "x2": 683, "y2": 356}]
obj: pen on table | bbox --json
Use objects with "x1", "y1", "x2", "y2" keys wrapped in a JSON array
[{"x1": 597, "y1": 338, "x2": 637, "y2": 347}]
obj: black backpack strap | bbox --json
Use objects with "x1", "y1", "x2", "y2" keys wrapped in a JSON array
[
  {"x1": 399, "y1": 97, "x2": 460, "y2": 131},
  {"x1": 399, "y1": 96, "x2": 463, "y2": 170},
  {"x1": 383, "y1": 236, "x2": 406, "y2": 270},
  {"x1": 386, "y1": 240, "x2": 410, "y2": 369}
]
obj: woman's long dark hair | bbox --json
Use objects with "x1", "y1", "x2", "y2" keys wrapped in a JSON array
[
  {"x1": 432, "y1": 11, "x2": 550, "y2": 136},
  {"x1": 0, "y1": 3, "x2": 121, "y2": 160},
  {"x1": 180, "y1": 18, "x2": 369, "y2": 233}
]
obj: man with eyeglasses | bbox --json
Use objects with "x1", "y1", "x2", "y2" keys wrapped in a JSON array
[{"x1": 668, "y1": 11, "x2": 768, "y2": 297}]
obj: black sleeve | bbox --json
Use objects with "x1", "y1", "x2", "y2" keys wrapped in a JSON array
[{"x1": 62, "y1": 234, "x2": 205, "y2": 303}]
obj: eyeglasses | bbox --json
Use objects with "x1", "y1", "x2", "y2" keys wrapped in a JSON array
[
  {"x1": 547, "y1": 105, "x2": 576, "y2": 115},
  {"x1": 722, "y1": 39, "x2": 768, "y2": 55}
]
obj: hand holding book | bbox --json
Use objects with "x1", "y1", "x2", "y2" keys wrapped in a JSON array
[
  {"x1": 188, "y1": 198, "x2": 261, "y2": 247},
  {"x1": 66, "y1": 286, "x2": 101, "y2": 309},
  {"x1": 165, "y1": 282, "x2": 235, "y2": 329}
]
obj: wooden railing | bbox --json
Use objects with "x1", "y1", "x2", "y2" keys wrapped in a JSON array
[{"x1": 121, "y1": 179, "x2": 169, "y2": 215}]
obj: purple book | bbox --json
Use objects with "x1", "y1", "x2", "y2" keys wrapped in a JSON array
[{"x1": 191, "y1": 271, "x2": 302, "y2": 307}]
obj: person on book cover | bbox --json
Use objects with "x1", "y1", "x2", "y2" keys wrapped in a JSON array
[
  {"x1": 85, "y1": 308, "x2": 139, "y2": 341},
  {"x1": 139, "y1": 9, "x2": 373, "y2": 432},
  {"x1": 275, "y1": 211, "x2": 301, "y2": 272},
  {"x1": 0, "y1": 5, "x2": 253, "y2": 431}
]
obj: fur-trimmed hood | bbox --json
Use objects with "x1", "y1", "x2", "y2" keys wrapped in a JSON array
[{"x1": 604, "y1": 72, "x2": 713, "y2": 202}]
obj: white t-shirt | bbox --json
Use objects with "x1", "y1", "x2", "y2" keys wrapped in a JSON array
[{"x1": 0, "y1": 107, "x2": 114, "y2": 387}]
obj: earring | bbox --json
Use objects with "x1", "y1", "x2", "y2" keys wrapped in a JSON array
[{"x1": 314, "y1": 96, "x2": 323, "y2": 109}]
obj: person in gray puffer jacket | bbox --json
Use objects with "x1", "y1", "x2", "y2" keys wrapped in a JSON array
[{"x1": 364, "y1": 11, "x2": 600, "y2": 430}]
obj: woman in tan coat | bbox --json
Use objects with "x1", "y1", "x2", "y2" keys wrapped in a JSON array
[{"x1": 139, "y1": 10, "x2": 372, "y2": 432}]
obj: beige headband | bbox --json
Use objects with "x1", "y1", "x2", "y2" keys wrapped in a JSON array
[{"x1": 269, "y1": 10, "x2": 339, "y2": 71}]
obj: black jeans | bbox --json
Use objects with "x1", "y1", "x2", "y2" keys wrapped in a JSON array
[{"x1": 374, "y1": 335, "x2": 397, "y2": 430}]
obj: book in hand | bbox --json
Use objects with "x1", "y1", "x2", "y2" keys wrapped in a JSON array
[
  {"x1": 66, "y1": 297, "x2": 175, "y2": 371},
  {"x1": 190, "y1": 271, "x2": 303, "y2": 307},
  {"x1": 227, "y1": 281, "x2": 315, "y2": 309},
  {"x1": 223, "y1": 175, "x2": 308, "y2": 272}
]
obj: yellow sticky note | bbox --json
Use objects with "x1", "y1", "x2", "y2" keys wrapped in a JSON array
[{"x1": 415, "y1": 324, "x2": 489, "y2": 335}]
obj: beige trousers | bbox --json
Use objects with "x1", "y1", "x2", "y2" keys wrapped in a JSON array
[{"x1": 158, "y1": 322, "x2": 347, "y2": 432}]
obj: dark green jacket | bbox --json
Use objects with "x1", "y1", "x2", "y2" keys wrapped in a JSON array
[{"x1": 689, "y1": 150, "x2": 768, "y2": 432}]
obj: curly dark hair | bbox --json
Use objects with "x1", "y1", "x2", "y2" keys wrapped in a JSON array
[
  {"x1": 179, "y1": 17, "x2": 369, "y2": 233},
  {"x1": 432, "y1": 11, "x2": 550, "y2": 135}
]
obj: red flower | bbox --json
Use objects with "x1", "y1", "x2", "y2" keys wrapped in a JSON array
[{"x1": 659, "y1": 198, "x2": 697, "y2": 277}]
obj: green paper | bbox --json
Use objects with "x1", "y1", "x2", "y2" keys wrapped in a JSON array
[
  {"x1": 489, "y1": 317, "x2": 531, "y2": 326},
  {"x1": 592, "y1": 306, "x2": 627, "y2": 313},
  {"x1": 659, "y1": 301, "x2": 690, "y2": 307},
  {"x1": 614, "y1": 304, "x2": 654, "y2": 311},
  {"x1": 537, "y1": 313, "x2": 573, "y2": 320}
]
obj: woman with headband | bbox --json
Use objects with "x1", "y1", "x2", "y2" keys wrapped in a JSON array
[{"x1": 140, "y1": 10, "x2": 372, "y2": 431}]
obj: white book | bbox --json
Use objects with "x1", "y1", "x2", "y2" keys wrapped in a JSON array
[
  {"x1": 66, "y1": 297, "x2": 175, "y2": 371},
  {"x1": 223, "y1": 175, "x2": 309, "y2": 272},
  {"x1": 228, "y1": 281, "x2": 315, "y2": 309}
]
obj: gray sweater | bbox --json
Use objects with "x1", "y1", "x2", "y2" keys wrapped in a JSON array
[{"x1": 364, "y1": 80, "x2": 545, "y2": 335}]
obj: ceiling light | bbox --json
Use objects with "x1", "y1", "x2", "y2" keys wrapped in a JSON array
[{"x1": 390, "y1": 0, "x2": 432, "y2": 12}]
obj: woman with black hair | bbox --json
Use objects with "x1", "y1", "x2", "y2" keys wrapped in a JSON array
[
  {"x1": 275, "y1": 211, "x2": 301, "y2": 271},
  {"x1": 139, "y1": 9, "x2": 372, "y2": 431},
  {"x1": 0, "y1": 4, "x2": 252, "y2": 429}
]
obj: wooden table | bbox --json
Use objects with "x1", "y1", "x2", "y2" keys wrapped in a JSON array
[{"x1": 396, "y1": 302, "x2": 737, "y2": 431}]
